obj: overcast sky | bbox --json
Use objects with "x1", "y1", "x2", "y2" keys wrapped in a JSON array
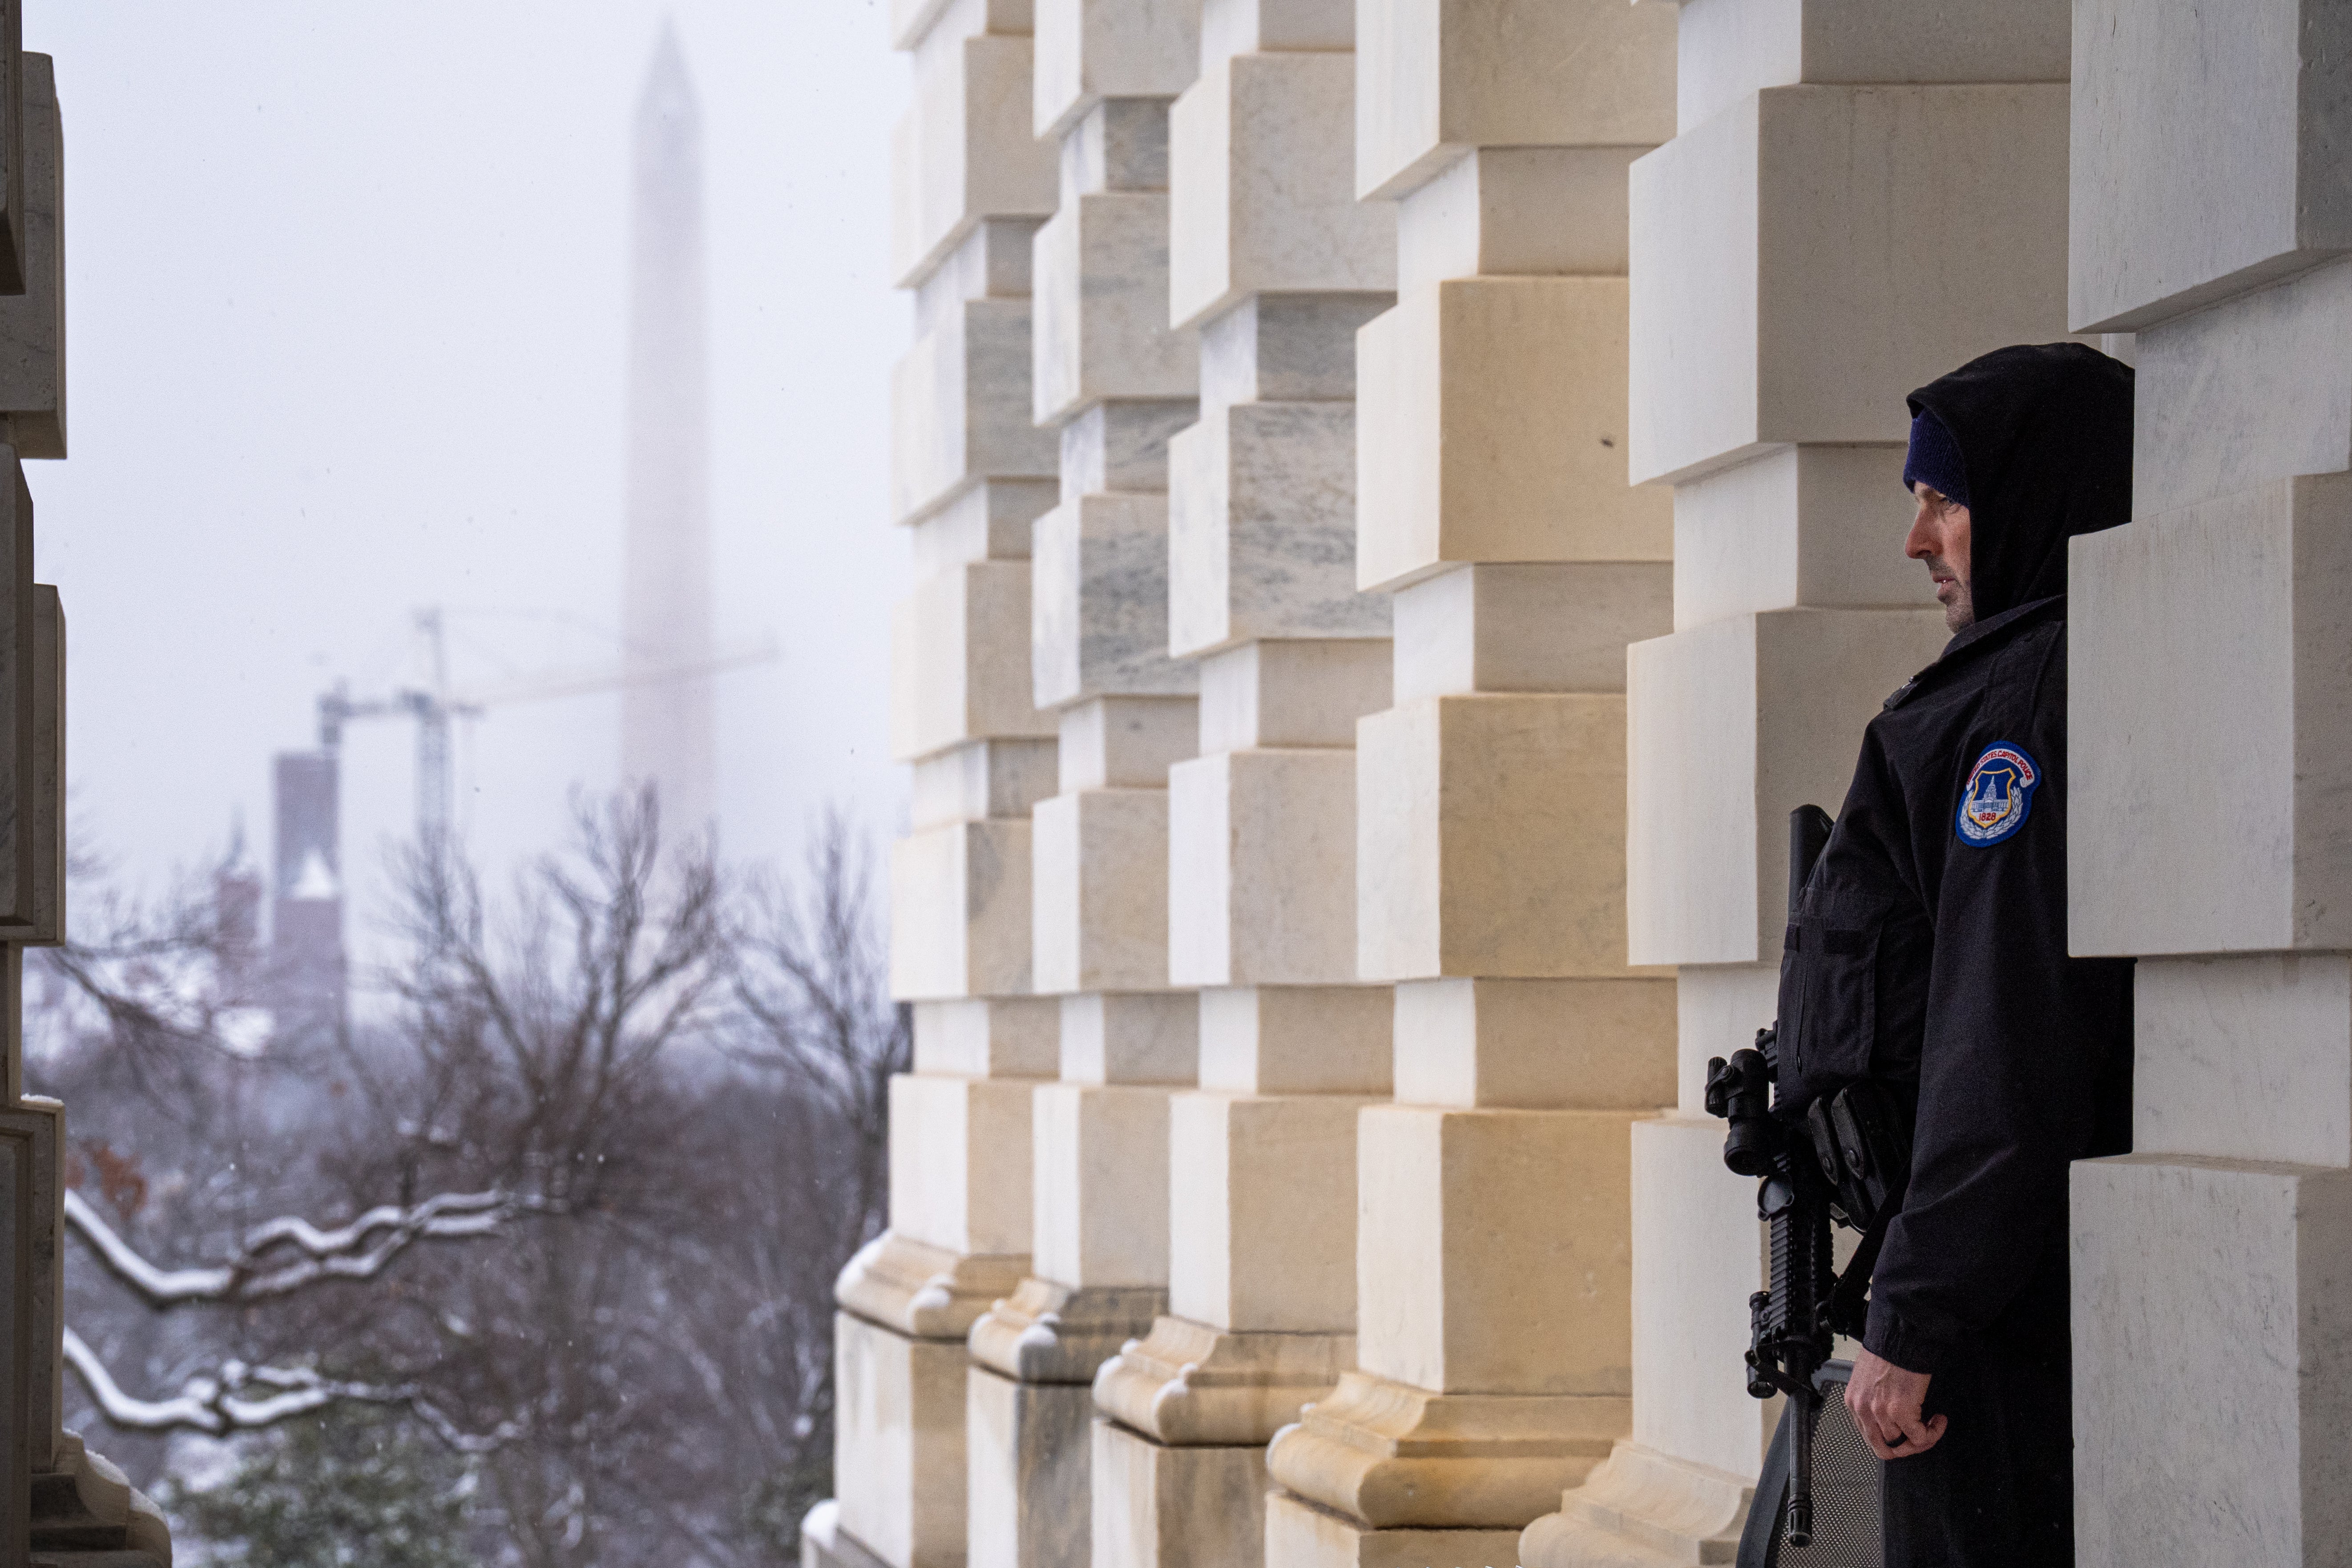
[{"x1": 25, "y1": 3, "x2": 912, "y2": 949}]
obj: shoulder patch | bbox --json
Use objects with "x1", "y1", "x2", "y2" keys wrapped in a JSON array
[{"x1": 1956, "y1": 743, "x2": 2039, "y2": 847}]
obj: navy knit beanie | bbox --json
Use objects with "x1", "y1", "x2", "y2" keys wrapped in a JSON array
[{"x1": 1902, "y1": 408, "x2": 1969, "y2": 507}]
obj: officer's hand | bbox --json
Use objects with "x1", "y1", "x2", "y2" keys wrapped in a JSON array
[{"x1": 1844, "y1": 1348, "x2": 1946, "y2": 1460}]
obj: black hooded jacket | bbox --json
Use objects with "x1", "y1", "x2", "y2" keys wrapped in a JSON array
[{"x1": 1775, "y1": 343, "x2": 2136, "y2": 1374}]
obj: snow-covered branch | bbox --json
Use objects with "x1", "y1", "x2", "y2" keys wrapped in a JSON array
[
  {"x1": 65, "y1": 1186, "x2": 537, "y2": 1308},
  {"x1": 63, "y1": 1326, "x2": 518, "y2": 1452}
]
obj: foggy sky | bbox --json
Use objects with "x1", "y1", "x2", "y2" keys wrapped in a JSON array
[{"x1": 25, "y1": 3, "x2": 911, "y2": 957}]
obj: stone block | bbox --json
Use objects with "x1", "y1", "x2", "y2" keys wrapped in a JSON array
[
  {"x1": 1391, "y1": 564, "x2": 1670, "y2": 702},
  {"x1": 28, "y1": 583, "x2": 58, "y2": 946},
  {"x1": 2134, "y1": 955, "x2": 2352, "y2": 1168},
  {"x1": 1392, "y1": 977, "x2": 1675, "y2": 1112},
  {"x1": 892, "y1": 818, "x2": 1035, "y2": 1001},
  {"x1": 1394, "y1": 148, "x2": 1642, "y2": 293},
  {"x1": 968, "y1": 1367, "x2": 1093, "y2": 1568},
  {"x1": 1355, "y1": 0, "x2": 1673, "y2": 200},
  {"x1": 1092, "y1": 1419, "x2": 1270, "y2": 1568},
  {"x1": 1672, "y1": 962, "x2": 1778, "y2": 1116},
  {"x1": 1093, "y1": 1314, "x2": 1351, "y2": 1444},
  {"x1": 839, "y1": 1232, "x2": 1034, "y2": 1342},
  {"x1": 1059, "y1": 399, "x2": 1198, "y2": 500},
  {"x1": 1168, "y1": 401, "x2": 1389, "y2": 654},
  {"x1": 1627, "y1": 85, "x2": 2070, "y2": 485},
  {"x1": 913, "y1": 480, "x2": 1062, "y2": 576},
  {"x1": 0, "y1": 456, "x2": 32, "y2": 934},
  {"x1": 2070, "y1": 477, "x2": 2352, "y2": 955},
  {"x1": 1057, "y1": 97, "x2": 1174, "y2": 199},
  {"x1": 1168, "y1": 1091, "x2": 1367, "y2": 1331},
  {"x1": 1034, "y1": 0, "x2": 1200, "y2": 138},
  {"x1": 0, "y1": 60, "x2": 59, "y2": 458},
  {"x1": 2073, "y1": 1155, "x2": 2352, "y2": 1568},
  {"x1": 1626, "y1": 1115, "x2": 1773, "y2": 1478},
  {"x1": 1356, "y1": 695, "x2": 1651, "y2": 982},
  {"x1": 896, "y1": 299, "x2": 1061, "y2": 528},
  {"x1": 803, "y1": 1499, "x2": 893, "y2": 1568},
  {"x1": 914, "y1": 740, "x2": 1062, "y2": 831},
  {"x1": 894, "y1": 0, "x2": 1035, "y2": 54},
  {"x1": 1033, "y1": 1082, "x2": 1175, "y2": 1287},
  {"x1": 1169, "y1": 50, "x2": 1396, "y2": 330},
  {"x1": 1033, "y1": 788, "x2": 1172, "y2": 994},
  {"x1": 1356, "y1": 1105, "x2": 1638, "y2": 1395},
  {"x1": 916, "y1": 996, "x2": 1064, "y2": 1080},
  {"x1": 1517, "y1": 1440, "x2": 1752, "y2": 1568},
  {"x1": 1033, "y1": 191, "x2": 1198, "y2": 426},
  {"x1": 1057, "y1": 696, "x2": 1197, "y2": 790},
  {"x1": 895, "y1": 32, "x2": 1060, "y2": 286},
  {"x1": 1624, "y1": 609, "x2": 1948, "y2": 968},
  {"x1": 1672, "y1": 0, "x2": 2067, "y2": 134},
  {"x1": 1197, "y1": 640, "x2": 1390, "y2": 752},
  {"x1": 1033, "y1": 495, "x2": 1199, "y2": 709},
  {"x1": 919, "y1": 218, "x2": 1045, "y2": 329},
  {"x1": 835, "y1": 1312, "x2": 972, "y2": 1568},
  {"x1": 1263, "y1": 1491, "x2": 1521, "y2": 1568},
  {"x1": 1199, "y1": 0, "x2": 1354, "y2": 62},
  {"x1": 1060, "y1": 991, "x2": 1199, "y2": 1084},
  {"x1": 972, "y1": 1274, "x2": 1171, "y2": 1383},
  {"x1": 896, "y1": 561, "x2": 1057, "y2": 763},
  {"x1": 1669, "y1": 443, "x2": 1931, "y2": 630},
  {"x1": 1199, "y1": 293, "x2": 1388, "y2": 409},
  {"x1": 1197, "y1": 984, "x2": 1391, "y2": 1095},
  {"x1": 2071, "y1": 0, "x2": 2352, "y2": 331},
  {"x1": 1168, "y1": 747, "x2": 1358, "y2": 987},
  {"x1": 1357, "y1": 279, "x2": 1669, "y2": 593},
  {"x1": 891, "y1": 1072, "x2": 1041, "y2": 1257}
]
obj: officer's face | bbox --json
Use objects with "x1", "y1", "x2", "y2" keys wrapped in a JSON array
[{"x1": 1906, "y1": 484, "x2": 1973, "y2": 631}]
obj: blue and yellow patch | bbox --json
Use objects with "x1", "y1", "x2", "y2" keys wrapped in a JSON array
[{"x1": 1956, "y1": 743, "x2": 2039, "y2": 847}]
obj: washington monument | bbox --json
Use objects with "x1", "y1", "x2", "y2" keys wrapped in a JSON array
[{"x1": 621, "y1": 25, "x2": 717, "y2": 836}]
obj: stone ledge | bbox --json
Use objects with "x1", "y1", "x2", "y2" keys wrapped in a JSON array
[
  {"x1": 835, "y1": 1231, "x2": 1032, "y2": 1341},
  {"x1": 1092, "y1": 1314, "x2": 1351, "y2": 1445},
  {"x1": 1265, "y1": 1487, "x2": 1524, "y2": 1568},
  {"x1": 1267, "y1": 1369, "x2": 1627, "y2": 1530},
  {"x1": 968, "y1": 1274, "x2": 1168, "y2": 1382},
  {"x1": 1518, "y1": 1441, "x2": 1753, "y2": 1567}
]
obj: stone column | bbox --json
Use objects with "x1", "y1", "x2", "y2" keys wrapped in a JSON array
[
  {"x1": 963, "y1": 5, "x2": 1205, "y2": 1564},
  {"x1": 1256, "y1": 6, "x2": 1678, "y2": 1565},
  {"x1": 1521, "y1": 2, "x2": 2073, "y2": 1560},
  {"x1": 828, "y1": 4, "x2": 1061, "y2": 1566},
  {"x1": 2066, "y1": 6, "x2": 2352, "y2": 1562},
  {"x1": 1085, "y1": 5, "x2": 1395, "y2": 1563}
]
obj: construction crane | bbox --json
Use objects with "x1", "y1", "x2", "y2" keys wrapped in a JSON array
[{"x1": 316, "y1": 606, "x2": 776, "y2": 843}]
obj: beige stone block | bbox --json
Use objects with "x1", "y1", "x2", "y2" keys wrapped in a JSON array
[
  {"x1": 839, "y1": 1233, "x2": 1034, "y2": 1342},
  {"x1": 1034, "y1": 0, "x2": 1200, "y2": 137},
  {"x1": 1168, "y1": 403, "x2": 1389, "y2": 656},
  {"x1": 1056, "y1": 97, "x2": 1174, "y2": 200},
  {"x1": 1357, "y1": 279, "x2": 1669, "y2": 593},
  {"x1": 972, "y1": 1275, "x2": 1170, "y2": 1383},
  {"x1": 1168, "y1": 51, "x2": 1396, "y2": 330},
  {"x1": 2073, "y1": 1155, "x2": 2352, "y2": 1567},
  {"x1": 1092, "y1": 1419, "x2": 1270, "y2": 1568},
  {"x1": 895, "y1": 31, "x2": 1060, "y2": 286},
  {"x1": 1356, "y1": 695, "x2": 1650, "y2": 983},
  {"x1": 1033, "y1": 496, "x2": 1200, "y2": 710},
  {"x1": 1033, "y1": 1082, "x2": 1175, "y2": 1286},
  {"x1": 2134, "y1": 955, "x2": 2352, "y2": 1168},
  {"x1": 1356, "y1": 0, "x2": 1672, "y2": 200},
  {"x1": 1626, "y1": 1115, "x2": 1774, "y2": 1478},
  {"x1": 1033, "y1": 191, "x2": 1198, "y2": 427},
  {"x1": 1356, "y1": 1106, "x2": 1638, "y2": 1395},
  {"x1": 1392, "y1": 978, "x2": 1674, "y2": 1112},
  {"x1": 912, "y1": 479, "x2": 1062, "y2": 577},
  {"x1": 892, "y1": 818, "x2": 1035, "y2": 1001},
  {"x1": 968, "y1": 1367, "x2": 1093, "y2": 1568},
  {"x1": 1391, "y1": 564, "x2": 1670, "y2": 702},
  {"x1": 913, "y1": 740, "x2": 1062, "y2": 831},
  {"x1": 1394, "y1": 148, "x2": 1643, "y2": 293},
  {"x1": 894, "y1": 0, "x2": 1035, "y2": 54},
  {"x1": 1623, "y1": 609, "x2": 1948, "y2": 968},
  {"x1": 1198, "y1": 0, "x2": 1354, "y2": 63},
  {"x1": 1627, "y1": 85, "x2": 2070, "y2": 485},
  {"x1": 835, "y1": 1312, "x2": 972, "y2": 1568},
  {"x1": 1263, "y1": 1491, "x2": 1521, "y2": 1568},
  {"x1": 2072, "y1": 477, "x2": 2352, "y2": 955},
  {"x1": 896, "y1": 299, "x2": 1061, "y2": 528},
  {"x1": 1669, "y1": 443, "x2": 1933, "y2": 631},
  {"x1": 918, "y1": 216, "x2": 1046, "y2": 326},
  {"x1": 2071, "y1": 0, "x2": 2352, "y2": 331},
  {"x1": 897, "y1": 561, "x2": 1057, "y2": 762},
  {"x1": 1033, "y1": 789, "x2": 1172, "y2": 994},
  {"x1": 892, "y1": 1073, "x2": 1040, "y2": 1257},
  {"x1": 1093, "y1": 1315, "x2": 1352, "y2": 1444},
  {"x1": 1198, "y1": 985, "x2": 1391, "y2": 1096},
  {"x1": 1198, "y1": 640, "x2": 1389, "y2": 752},
  {"x1": 1517, "y1": 1441, "x2": 1752, "y2": 1568},
  {"x1": 1058, "y1": 399, "x2": 1198, "y2": 500},
  {"x1": 1169, "y1": 748, "x2": 1358, "y2": 988},
  {"x1": 1060, "y1": 992, "x2": 1199, "y2": 1084},
  {"x1": 1198, "y1": 293, "x2": 1389, "y2": 408},
  {"x1": 916, "y1": 996, "x2": 1063, "y2": 1080},
  {"x1": 1672, "y1": 963, "x2": 1777, "y2": 1117},
  {"x1": 1057, "y1": 696, "x2": 1197, "y2": 790},
  {"x1": 1169, "y1": 1091, "x2": 1367, "y2": 1331},
  {"x1": 0, "y1": 62, "x2": 61, "y2": 459}
]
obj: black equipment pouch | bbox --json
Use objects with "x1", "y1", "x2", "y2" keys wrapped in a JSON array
[{"x1": 1799, "y1": 1080, "x2": 1912, "y2": 1233}]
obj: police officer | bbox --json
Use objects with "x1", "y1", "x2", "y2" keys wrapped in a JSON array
[{"x1": 1774, "y1": 343, "x2": 2137, "y2": 1566}]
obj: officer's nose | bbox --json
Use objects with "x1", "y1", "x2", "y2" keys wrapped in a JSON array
[{"x1": 1905, "y1": 494, "x2": 1938, "y2": 561}]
